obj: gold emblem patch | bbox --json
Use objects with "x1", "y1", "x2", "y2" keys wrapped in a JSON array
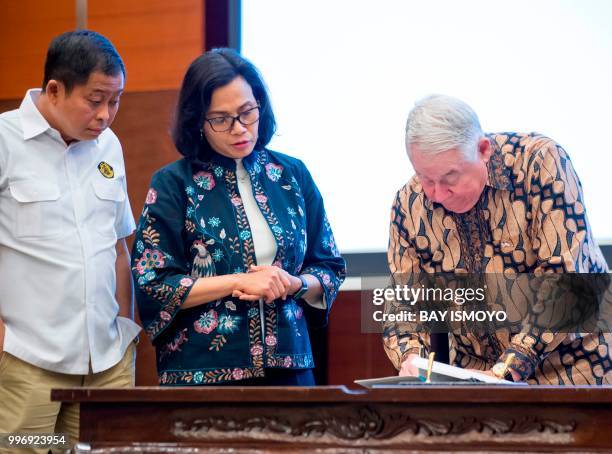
[{"x1": 98, "y1": 162, "x2": 114, "y2": 179}]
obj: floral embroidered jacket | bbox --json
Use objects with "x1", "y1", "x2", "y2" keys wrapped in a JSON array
[
  {"x1": 384, "y1": 132, "x2": 611, "y2": 384},
  {"x1": 132, "y1": 148, "x2": 346, "y2": 385}
]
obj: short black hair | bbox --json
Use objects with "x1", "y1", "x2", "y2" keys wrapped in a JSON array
[
  {"x1": 42, "y1": 30, "x2": 125, "y2": 94},
  {"x1": 172, "y1": 48, "x2": 276, "y2": 160}
]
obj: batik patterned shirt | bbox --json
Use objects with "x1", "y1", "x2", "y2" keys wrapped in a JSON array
[
  {"x1": 133, "y1": 148, "x2": 346, "y2": 385},
  {"x1": 384, "y1": 132, "x2": 611, "y2": 384}
]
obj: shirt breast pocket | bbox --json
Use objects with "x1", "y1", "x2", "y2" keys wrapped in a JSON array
[
  {"x1": 92, "y1": 179, "x2": 126, "y2": 237},
  {"x1": 9, "y1": 180, "x2": 63, "y2": 239}
]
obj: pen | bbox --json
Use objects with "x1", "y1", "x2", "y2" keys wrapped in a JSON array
[{"x1": 425, "y1": 352, "x2": 435, "y2": 383}]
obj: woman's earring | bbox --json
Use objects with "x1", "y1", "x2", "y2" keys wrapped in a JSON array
[{"x1": 200, "y1": 129, "x2": 204, "y2": 142}]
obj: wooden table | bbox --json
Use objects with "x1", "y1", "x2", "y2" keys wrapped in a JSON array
[{"x1": 51, "y1": 385, "x2": 612, "y2": 453}]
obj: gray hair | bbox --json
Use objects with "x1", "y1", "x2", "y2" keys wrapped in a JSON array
[{"x1": 405, "y1": 94, "x2": 483, "y2": 161}]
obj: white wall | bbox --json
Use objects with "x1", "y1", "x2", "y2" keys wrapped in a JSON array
[{"x1": 243, "y1": 0, "x2": 612, "y2": 252}]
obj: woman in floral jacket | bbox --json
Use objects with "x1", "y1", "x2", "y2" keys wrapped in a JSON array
[{"x1": 132, "y1": 49, "x2": 346, "y2": 386}]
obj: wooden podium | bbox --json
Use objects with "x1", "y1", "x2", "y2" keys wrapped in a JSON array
[{"x1": 51, "y1": 385, "x2": 612, "y2": 452}]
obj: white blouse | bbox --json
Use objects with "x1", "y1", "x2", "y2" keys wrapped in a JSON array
[{"x1": 235, "y1": 158, "x2": 324, "y2": 308}]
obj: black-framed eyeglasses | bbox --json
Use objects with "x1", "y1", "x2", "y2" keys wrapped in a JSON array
[{"x1": 204, "y1": 106, "x2": 260, "y2": 132}]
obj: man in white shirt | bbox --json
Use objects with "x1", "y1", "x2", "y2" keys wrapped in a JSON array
[{"x1": 0, "y1": 30, "x2": 140, "y2": 451}]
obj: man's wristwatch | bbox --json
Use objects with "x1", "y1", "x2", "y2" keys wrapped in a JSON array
[
  {"x1": 491, "y1": 361, "x2": 514, "y2": 381},
  {"x1": 293, "y1": 275, "x2": 309, "y2": 300},
  {"x1": 492, "y1": 352, "x2": 517, "y2": 381}
]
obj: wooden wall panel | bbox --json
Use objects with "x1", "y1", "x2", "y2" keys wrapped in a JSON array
[
  {"x1": 110, "y1": 89, "x2": 183, "y2": 385},
  {"x1": 0, "y1": 0, "x2": 204, "y2": 98},
  {"x1": 0, "y1": 0, "x2": 75, "y2": 99},
  {"x1": 112, "y1": 90, "x2": 180, "y2": 218},
  {"x1": 88, "y1": 0, "x2": 204, "y2": 92},
  {"x1": 0, "y1": 99, "x2": 20, "y2": 115},
  {"x1": 327, "y1": 291, "x2": 397, "y2": 387}
]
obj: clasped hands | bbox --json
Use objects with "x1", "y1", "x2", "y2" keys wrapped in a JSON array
[{"x1": 232, "y1": 265, "x2": 302, "y2": 304}]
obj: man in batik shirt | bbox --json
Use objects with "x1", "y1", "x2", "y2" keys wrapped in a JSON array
[{"x1": 383, "y1": 94, "x2": 611, "y2": 384}]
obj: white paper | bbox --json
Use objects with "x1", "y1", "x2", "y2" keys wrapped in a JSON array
[{"x1": 410, "y1": 356, "x2": 516, "y2": 384}]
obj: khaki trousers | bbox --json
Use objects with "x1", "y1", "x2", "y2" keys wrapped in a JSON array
[{"x1": 0, "y1": 345, "x2": 135, "y2": 453}]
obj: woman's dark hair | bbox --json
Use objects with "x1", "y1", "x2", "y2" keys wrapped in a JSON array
[
  {"x1": 172, "y1": 48, "x2": 276, "y2": 160},
  {"x1": 42, "y1": 30, "x2": 125, "y2": 94}
]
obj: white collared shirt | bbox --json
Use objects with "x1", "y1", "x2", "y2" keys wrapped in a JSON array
[{"x1": 0, "y1": 89, "x2": 140, "y2": 374}]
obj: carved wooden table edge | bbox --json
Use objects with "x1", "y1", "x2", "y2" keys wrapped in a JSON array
[
  {"x1": 51, "y1": 384, "x2": 612, "y2": 403},
  {"x1": 51, "y1": 385, "x2": 612, "y2": 453}
]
